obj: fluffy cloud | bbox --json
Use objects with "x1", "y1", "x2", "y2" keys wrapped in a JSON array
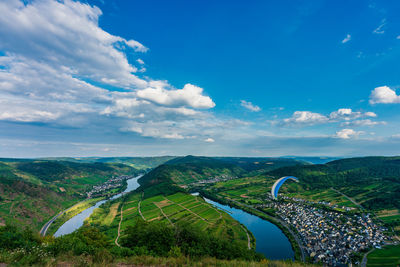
[
  {"x1": 283, "y1": 111, "x2": 329, "y2": 125},
  {"x1": 329, "y1": 108, "x2": 377, "y2": 121},
  {"x1": 335, "y1": 129, "x2": 364, "y2": 139},
  {"x1": 0, "y1": 0, "x2": 148, "y2": 89},
  {"x1": 137, "y1": 83, "x2": 215, "y2": 109},
  {"x1": 342, "y1": 34, "x2": 351, "y2": 44},
  {"x1": 0, "y1": 0, "x2": 220, "y2": 143},
  {"x1": 369, "y1": 86, "x2": 400, "y2": 104},
  {"x1": 240, "y1": 100, "x2": 261, "y2": 112},
  {"x1": 282, "y1": 108, "x2": 380, "y2": 127},
  {"x1": 204, "y1": 138, "x2": 215, "y2": 143}
]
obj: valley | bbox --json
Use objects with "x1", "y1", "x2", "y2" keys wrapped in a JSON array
[{"x1": 1, "y1": 155, "x2": 400, "y2": 266}]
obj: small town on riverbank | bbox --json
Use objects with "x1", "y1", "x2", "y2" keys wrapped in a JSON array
[
  {"x1": 264, "y1": 197, "x2": 390, "y2": 265},
  {"x1": 86, "y1": 175, "x2": 135, "y2": 198}
]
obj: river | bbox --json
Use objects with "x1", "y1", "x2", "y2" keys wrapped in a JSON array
[
  {"x1": 53, "y1": 177, "x2": 294, "y2": 260},
  {"x1": 201, "y1": 196, "x2": 295, "y2": 260},
  {"x1": 53, "y1": 175, "x2": 142, "y2": 237}
]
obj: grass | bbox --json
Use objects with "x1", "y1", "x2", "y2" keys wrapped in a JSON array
[
  {"x1": 1, "y1": 252, "x2": 315, "y2": 267},
  {"x1": 367, "y1": 244, "x2": 400, "y2": 266}
]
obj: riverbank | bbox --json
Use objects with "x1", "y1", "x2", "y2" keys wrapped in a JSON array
[
  {"x1": 198, "y1": 190, "x2": 305, "y2": 262},
  {"x1": 44, "y1": 197, "x2": 105, "y2": 236}
]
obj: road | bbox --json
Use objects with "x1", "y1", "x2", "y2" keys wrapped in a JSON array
[
  {"x1": 39, "y1": 210, "x2": 64, "y2": 236},
  {"x1": 330, "y1": 187, "x2": 364, "y2": 210},
  {"x1": 361, "y1": 247, "x2": 375, "y2": 267},
  {"x1": 39, "y1": 200, "x2": 84, "y2": 236},
  {"x1": 223, "y1": 197, "x2": 306, "y2": 262},
  {"x1": 239, "y1": 224, "x2": 251, "y2": 249}
]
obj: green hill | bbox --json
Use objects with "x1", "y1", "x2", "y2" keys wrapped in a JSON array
[
  {"x1": 267, "y1": 156, "x2": 400, "y2": 210},
  {"x1": 0, "y1": 159, "x2": 139, "y2": 230},
  {"x1": 139, "y1": 156, "x2": 305, "y2": 197},
  {"x1": 38, "y1": 156, "x2": 176, "y2": 170}
]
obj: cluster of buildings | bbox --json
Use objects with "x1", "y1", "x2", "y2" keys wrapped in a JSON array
[
  {"x1": 268, "y1": 199, "x2": 389, "y2": 265},
  {"x1": 86, "y1": 175, "x2": 134, "y2": 198},
  {"x1": 190, "y1": 174, "x2": 235, "y2": 186}
]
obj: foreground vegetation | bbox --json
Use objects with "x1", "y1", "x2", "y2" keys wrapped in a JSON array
[
  {"x1": 0, "y1": 225, "x2": 309, "y2": 266},
  {"x1": 0, "y1": 222, "x2": 307, "y2": 266}
]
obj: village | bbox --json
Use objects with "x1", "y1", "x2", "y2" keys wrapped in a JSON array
[
  {"x1": 263, "y1": 198, "x2": 390, "y2": 265},
  {"x1": 86, "y1": 175, "x2": 135, "y2": 198}
]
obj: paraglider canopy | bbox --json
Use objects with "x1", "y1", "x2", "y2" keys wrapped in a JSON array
[{"x1": 271, "y1": 176, "x2": 299, "y2": 200}]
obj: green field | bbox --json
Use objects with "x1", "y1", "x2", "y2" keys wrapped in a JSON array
[
  {"x1": 87, "y1": 192, "x2": 252, "y2": 249},
  {"x1": 367, "y1": 245, "x2": 400, "y2": 266}
]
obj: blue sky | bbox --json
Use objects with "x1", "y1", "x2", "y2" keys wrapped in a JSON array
[{"x1": 0, "y1": 0, "x2": 400, "y2": 157}]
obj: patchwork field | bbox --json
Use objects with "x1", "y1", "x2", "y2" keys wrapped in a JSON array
[{"x1": 87, "y1": 192, "x2": 251, "y2": 249}]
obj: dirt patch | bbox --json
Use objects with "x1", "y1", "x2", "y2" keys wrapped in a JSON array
[
  {"x1": 104, "y1": 202, "x2": 120, "y2": 225},
  {"x1": 155, "y1": 199, "x2": 172, "y2": 208},
  {"x1": 124, "y1": 207, "x2": 136, "y2": 212},
  {"x1": 149, "y1": 216, "x2": 162, "y2": 222},
  {"x1": 377, "y1": 209, "x2": 399, "y2": 217}
]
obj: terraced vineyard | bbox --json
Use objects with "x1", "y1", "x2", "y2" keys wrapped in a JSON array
[{"x1": 87, "y1": 192, "x2": 252, "y2": 249}]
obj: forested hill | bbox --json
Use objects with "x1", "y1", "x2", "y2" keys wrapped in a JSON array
[
  {"x1": 37, "y1": 156, "x2": 176, "y2": 170},
  {"x1": 0, "y1": 159, "x2": 139, "y2": 230},
  {"x1": 267, "y1": 156, "x2": 400, "y2": 210},
  {"x1": 138, "y1": 156, "x2": 306, "y2": 197}
]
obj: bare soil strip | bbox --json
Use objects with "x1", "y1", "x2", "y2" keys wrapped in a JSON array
[
  {"x1": 115, "y1": 204, "x2": 123, "y2": 247},
  {"x1": 154, "y1": 202, "x2": 174, "y2": 226}
]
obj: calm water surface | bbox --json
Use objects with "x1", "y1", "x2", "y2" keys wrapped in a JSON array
[
  {"x1": 202, "y1": 196, "x2": 294, "y2": 260},
  {"x1": 54, "y1": 175, "x2": 142, "y2": 237}
]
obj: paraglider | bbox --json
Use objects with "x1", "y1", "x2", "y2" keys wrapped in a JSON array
[{"x1": 271, "y1": 176, "x2": 299, "y2": 200}]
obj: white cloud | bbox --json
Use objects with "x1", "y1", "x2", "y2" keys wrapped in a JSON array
[
  {"x1": 369, "y1": 86, "x2": 400, "y2": 104},
  {"x1": 240, "y1": 100, "x2": 261, "y2": 112},
  {"x1": 281, "y1": 108, "x2": 380, "y2": 127},
  {"x1": 342, "y1": 34, "x2": 351, "y2": 43},
  {"x1": 397, "y1": 35, "x2": 400, "y2": 40},
  {"x1": 373, "y1": 19, "x2": 386, "y2": 34},
  {"x1": 283, "y1": 111, "x2": 328, "y2": 125},
  {"x1": 137, "y1": 83, "x2": 215, "y2": 109},
  {"x1": 0, "y1": 0, "x2": 149, "y2": 89},
  {"x1": 341, "y1": 119, "x2": 386, "y2": 127},
  {"x1": 204, "y1": 138, "x2": 215, "y2": 143},
  {"x1": 329, "y1": 108, "x2": 377, "y2": 121},
  {"x1": 335, "y1": 129, "x2": 364, "y2": 139},
  {"x1": 0, "y1": 0, "x2": 220, "y2": 143},
  {"x1": 364, "y1": 112, "x2": 377, "y2": 117}
]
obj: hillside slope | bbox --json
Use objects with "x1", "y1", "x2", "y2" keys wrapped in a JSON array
[
  {"x1": 267, "y1": 156, "x2": 400, "y2": 210},
  {"x1": 138, "y1": 156, "x2": 305, "y2": 197},
  {"x1": 0, "y1": 159, "x2": 138, "y2": 230}
]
